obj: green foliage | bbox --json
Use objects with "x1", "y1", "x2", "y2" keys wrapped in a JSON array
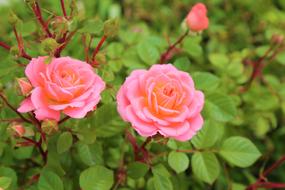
[
  {"x1": 79, "y1": 165, "x2": 114, "y2": 190},
  {"x1": 192, "y1": 152, "x2": 220, "y2": 184},
  {"x1": 219, "y1": 137, "x2": 261, "y2": 168},
  {"x1": 0, "y1": 0, "x2": 284, "y2": 189}
]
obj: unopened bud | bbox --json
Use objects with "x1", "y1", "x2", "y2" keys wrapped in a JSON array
[
  {"x1": 271, "y1": 34, "x2": 284, "y2": 45},
  {"x1": 16, "y1": 78, "x2": 33, "y2": 96},
  {"x1": 50, "y1": 16, "x2": 68, "y2": 40},
  {"x1": 40, "y1": 38, "x2": 59, "y2": 55},
  {"x1": 9, "y1": 11, "x2": 19, "y2": 25},
  {"x1": 8, "y1": 123, "x2": 26, "y2": 137},
  {"x1": 41, "y1": 120, "x2": 58, "y2": 135},
  {"x1": 103, "y1": 18, "x2": 119, "y2": 38}
]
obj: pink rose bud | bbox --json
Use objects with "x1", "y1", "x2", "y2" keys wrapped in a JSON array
[
  {"x1": 186, "y1": 3, "x2": 209, "y2": 32},
  {"x1": 9, "y1": 123, "x2": 26, "y2": 137},
  {"x1": 17, "y1": 56, "x2": 105, "y2": 121},
  {"x1": 42, "y1": 119, "x2": 58, "y2": 135},
  {"x1": 17, "y1": 78, "x2": 33, "y2": 96},
  {"x1": 117, "y1": 64, "x2": 204, "y2": 141}
]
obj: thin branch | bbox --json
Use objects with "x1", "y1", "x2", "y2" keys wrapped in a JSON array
[
  {"x1": 91, "y1": 35, "x2": 107, "y2": 61},
  {"x1": 0, "y1": 93, "x2": 31, "y2": 123},
  {"x1": 159, "y1": 30, "x2": 189, "y2": 64},
  {"x1": 31, "y1": 1, "x2": 52, "y2": 37},
  {"x1": 13, "y1": 26, "x2": 32, "y2": 60},
  {"x1": 60, "y1": 0, "x2": 68, "y2": 19},
  {"x1": 58, "y1": 116, "x2": 70, "y2": 125},
  {"x1": 0, "y1": 41, "x2": 11, "y2": 50},
  {"x1": 54, "y1": 30, "x2": 77, "y2": 57}
]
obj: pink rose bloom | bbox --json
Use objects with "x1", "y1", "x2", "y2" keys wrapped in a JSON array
[
  {"x1": 117, "y1": 64, "x2": 204, "y2": 141},
  {"x1": 186, "y1": 3, "x2": 209, "y2": 32},
  {"x1": 18, "y1": 56, "x2": 105, "y2": 121}
]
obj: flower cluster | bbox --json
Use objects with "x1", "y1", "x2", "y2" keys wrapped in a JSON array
[{"x1": 16, "y1": 2, "x2": 208, "y2": 141}]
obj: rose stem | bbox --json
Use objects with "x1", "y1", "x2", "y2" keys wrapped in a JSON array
[
  {"x1": 31, "y1": 1, "x2": 52, "y2": 38},
  {"x1": 54, "y1": 30, "x2": 77, "y2": 57},
  {"x1": 0, "y1": 41, "x2": 11, "y2": 50},
  {"x1": 159, "y1": 30, "x2": 189, "y2": 64},
  {"x1": 13, "y1": 26, "x2": 32, "y2": 60},
  {"x1": 60, "y1": 0, "x2": 68, "y2": 19},
  {"x1": 244, "y1": 41, "x2": 284, "y2": 91},
  {"x1": 246, "y1": 155, "x2": 285, "y2": 190},
  {"x1": 91, "y1": 35, "x2": 107, "y2": 62},
  {"x1": 0, "y1": 93, "x2": 31, "y2": 123},
  {"x1": 58, "y1": 116, "x2": 70, "y2": 125}
]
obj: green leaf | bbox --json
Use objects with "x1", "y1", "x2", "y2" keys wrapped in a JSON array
[
  {"x1": 79, "y1": 19, "x2": 104, "y2": 35},
  {"x1": 192, "y1": 152, "x2": 220, "y2": 184},
  {"x1": 205, "y1": 93, "x2": 237, "y2": 122},
  {"x1": 173, "y1": 57, "x2": 191, "y2": 71},
  {"x1": 152, "y1": 165, "x2": 173, "y2": 190},
  {"x1": 57, "y1": 132, "x2": 73, "y2": 154},
  {"x1": 168, "y1": 151, "x2": 189, "y2": 174},
  {"x1": 91, "y1": 103, "x2": 126, "y2": 137},
  {"x1": 219, "y1": 136, "x2": 261, "y2": 168},
  {"x1": 137, "y1": 41, "x2": 160, "y2": 65},
  {"x1": 76, "y1": 143, "x2": 96, "y2": 166},
  {"x1": 127, "y1": 162, "x2": 149, "y2": 179},
  {"x1": 191, "y1": 120, "x2": 221, "y2": 149},
  {"x1": 0, "y1": 167, "x2": 17, "y2": 190},
  {"x1": 79, "y1": 165, "x2": 114, "y2": 190},
  {"x1": 209, "y1": 53, "x2": 229, "y2": 69},
  {"x1": 183, "y1": 38, "x2": 202, "y2": 58},
  {"x1": 192, "y1": 72, "x2": 220, "y2": 91},
  {"x1": 0, "y1": 177, "x2": 12, "y2": 189},
  {"x1": 38, "y1": 170, "x2": 64, "y2": 190}
]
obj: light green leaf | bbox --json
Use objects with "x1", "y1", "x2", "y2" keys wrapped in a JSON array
[
  {"x1": 79, "y1": 165, "x2": 114, "y2": 190},
  {"x1": 191, "y1": 120, "x2": 221, "y2": 149},
  {"x1": 0, "y1": 177, "x2": 12, "y2": 189},
  {"x1": 183, "y1": 38, "x2": 202, "y2": 57},
  {"x1": 219, "y1": 136, "x2": 261, "y2": 168},
  {"x1": 57, "y1": 132, "x2": 73, "y2": 154},
  {"x1": 173, "y1": 57, "x2": 191, "y2": 71},
  {"x1": 168, "y1": 151, "x2": 189, "y2": 174},
  {"x1": 79, "y1": 19, "x2": 104, "y2": 35},
  {"x1": 127, "y1": 162, "x2": 149, "y2": 179},
  {"x1": 205, "y1": 93, "x2": 237, "y2": 122},
  {"x1": 38, "y1": 170, "x2": 64, "y2": 190},
  {"x1": 192, "y1": 152, "x2": 220, "y2": 184},
  {"x1": 137, "y1": 41, "x2": 160, "y2": 65},
  {"x1": 91, "y1": 103, "x2": 126, "y2": 137},
  {"x1": 192, "y1": 72, "x2": 220, "y2": 91},
  {"x1": 209, "y1": 53, "x2": 229, "y2": 69}
]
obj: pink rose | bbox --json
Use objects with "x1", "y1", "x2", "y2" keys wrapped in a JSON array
[
  {"x1": 18, "y1": 56, "x2": 105, "y2": 121},
  {"x1": 186, "y1": 3, "x2": 209, "y2": 32},
  {"x1": 117, "y1": 64, "x2": 204, "y2": 141}
]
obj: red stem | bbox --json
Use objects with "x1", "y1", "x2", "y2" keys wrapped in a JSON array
[
  {"x1": 54, "y1": 30, "x2": 77, "y2": 57},
  {"x1": 0, "y1": 41, "x2": 11, "y2": 50},
  {"x1": 159, "y1": 30, "x2": 189, "y2": 64},
  {"x1": 91, "y1": 35, "x2": 107, "y2": 62},
  {"x1": 13, "y1": 27, "x2": 32, "y2": 60},
  {"x1": 247, "y1": 155, "x2": 285, "y2": 190},
  {"x1": 32, "y1": 1, "x2": 52, "y2": 38},
  {"x1": 60, "y1": 0, "x2": 68, "y2": 19},
  {"x1": 0, "y1": 93, "x2": 31, "y2": 123}
]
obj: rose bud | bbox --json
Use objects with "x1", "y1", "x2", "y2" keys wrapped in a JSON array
[
  {"x1": 186, "y1": 3, "x2": 209, "y2": 32},
  {"x1": 9, "y1": 123, "x2": 26, "y2": 137},
  {"x1": 16, "y1": 78, "x2": 33, "y2": 96},
  {"x1": 42, "y1": 119, "x2": 58, "y2": 135}
]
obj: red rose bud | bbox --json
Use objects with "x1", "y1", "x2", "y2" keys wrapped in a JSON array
[
  {"x1": 41, "y1": 119, "x2": 58, "y2": 135},
  {"x1": 186, "y1": 3, "x2": 209, "y2": 32},
  {"x1": 9, "y1": 123, "x2": 26, "y2": 137},
  {"x1": 17, "y1": 78, "x2": 33, "y2": 96}
]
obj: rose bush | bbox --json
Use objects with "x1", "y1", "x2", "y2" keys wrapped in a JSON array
[{"x1": 0, "y1": 1, "x2": 284, "y2": 190}]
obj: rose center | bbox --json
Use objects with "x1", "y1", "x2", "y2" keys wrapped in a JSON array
[{"x1": 162, "y1": 85, "x2": 175, "y2": 97}]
